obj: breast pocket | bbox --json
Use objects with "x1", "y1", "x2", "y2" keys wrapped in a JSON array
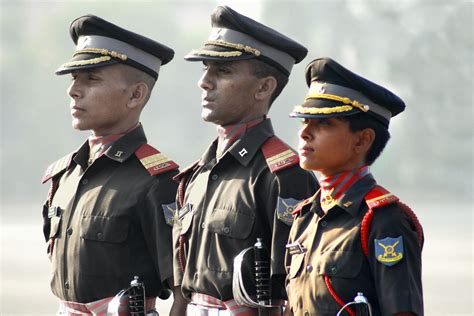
[
  {"x1": 205, "y1": 207, "x2": 255, "y2": 272},
  {"x1": 81, "y1": 216, "x2": 129, "y2": 243},
  {"x1": 80, "y1": 216, "x2": 130, "y2": 276},
  {"x1": 317, "y1": 250, "x2": 364, "y2": 279}
]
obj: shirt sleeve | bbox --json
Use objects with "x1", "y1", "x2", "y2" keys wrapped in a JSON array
[
  {"x1": 257, "y1": 165, "x2": 318, "y2": 298},
  {"x1": 368, "y1": 203, "x2": 424, "y2": 315},
  {"x1": 141, "y1": 170, "x2": 179, "y2": 295}
]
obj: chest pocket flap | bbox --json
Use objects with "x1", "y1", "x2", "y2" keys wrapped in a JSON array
[
  {"x1": 81, "y1": 216, "x2": 129, "y2": 243},
  {"x1": 206, "y1": 208, "x2": 255, "y2": 239},
  {"x1": 317, "y1": 250, "x2": 364, "y2": 278}
]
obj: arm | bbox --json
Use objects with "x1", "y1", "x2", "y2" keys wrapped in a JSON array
[
  {"x1": 369, "y1": 204, "x2": 423, "y2": 315},
  {"x1": 141, "y1": 171, "x2": 179, "y2": 298},
  {"x1": 169, "y1": 285, "x2": 188, "y2": 316}
]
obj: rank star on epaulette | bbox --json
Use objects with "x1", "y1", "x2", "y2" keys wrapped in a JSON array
[
  {"x1": 277, "y1": 197, "x2": 302, "y2": 225},
  {"x1": 374, "y1": 236, "x2": 404, "y2": 266},
  {"x1": 162, "y1": 202, "x2": 177, "y2": 226}
]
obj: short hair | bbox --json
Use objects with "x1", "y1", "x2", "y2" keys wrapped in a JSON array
[
  {"x1": 119, "y1": 64, "x2": 156, "y2": 105},
  {"x1": 247, "y1": 59, "x2": 289, "y2": 106},
  {"x1": 340, "y1": 113, "x2": 391, "y2": 165}
]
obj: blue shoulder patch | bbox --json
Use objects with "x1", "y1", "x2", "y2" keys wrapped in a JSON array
[
  {"x1": 277, "y1": 197, "x2": 302, "y2": 226},
  {"x1": 374, "y1": 236, "x2": 404, "y2": 266},
  {"x1": 161, "y1": 202, "x2": 177, "y2": 226}
]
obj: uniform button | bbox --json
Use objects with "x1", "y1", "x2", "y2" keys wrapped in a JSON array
[
  {"x1": 305, "y1": 265, "x2": 313, "y2": 273},
  {"x1": 201, "y1": 222, "x2": 206, "y2": 229},
  {"x1": 96, "y1": 232, "x2": 103, "y2": 240},
  {"x1": 64, "y1": 281, "x2": 69, "y2": 289},
  {"x1": 223, "y1": 226, "x2": 230, "y2": 234},
  {"x1": 66, "y1": 228, "x2": 73, "y2": 236},
  {"x1": 211, "y1": 174, "x2": 219, "y2": 181},
  {"x1": 331, "y1": 267, "x2": 338, "y2": 275},
  {"x1": 81, "y1": 179, "x2": 88, "y2": 185},
  {"x1": 320, "y1": 220, "x2": 327, "y2": 227}
]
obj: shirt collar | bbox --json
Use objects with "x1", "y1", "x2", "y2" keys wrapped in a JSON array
[
  {"x1": 337, "y1": 173, "x2": 377, "y2": 217},
  {"x1": 216, "y1": 117, "x2": 265, "y2": 157},
  {"x1": 74, "y1": 124, "x2": 147, "y2": 167},
  {"x1": 199, "y1": 118, "x2": 274, "y2": 166}
]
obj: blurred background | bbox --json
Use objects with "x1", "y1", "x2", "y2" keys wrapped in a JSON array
[{"x1": 1, "y1": 0, "x2": 472, "y2": 315}]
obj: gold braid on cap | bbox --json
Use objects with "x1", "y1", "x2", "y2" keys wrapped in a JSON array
[
  {"x1": 295, "y1": 93, "x2": 370, "y2": 114},
  {"x1": 205, "y1": 40, "x2": 261, "y2": 56},
  {"x1": 60, "y1": 56, "x2": 112, "y2": 68},
  {"x1": 189, "y1": 49, "x2": 242, "y2": 57},
  {"x1": 73, "y1": 48, "x2": 128, "y2": 61}
]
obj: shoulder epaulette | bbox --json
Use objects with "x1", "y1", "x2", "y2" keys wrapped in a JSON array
[
  {"x1": 135, "y1": 144, "x2": 179, "y2": 176},
  {"x1": 261, "y1": 136, "x2": 299, "y2": 173},
  {"x1": 364, "y1": 185, "x2": 399, "y2": 209},
  {"x1": 361, "y1": 185, "x2": 424, "y2": 258},
  {"x1": 42, "y1": 153, "x2": 74, "y2": 184}
]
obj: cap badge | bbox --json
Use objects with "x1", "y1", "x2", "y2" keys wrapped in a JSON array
[{"x1": 209, "y1": 28, "x2": 223, "y2": 41}]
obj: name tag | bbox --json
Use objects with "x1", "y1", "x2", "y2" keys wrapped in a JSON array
[
  {"x1": 286, "y1": 241, "x2": 306, "y2": 255},
  {"x1": 178, "y1": 203, "x2": 192, "y2": 220},
  {"x1": 48, "y1": 206, "x2": 61, "y2": 218}
]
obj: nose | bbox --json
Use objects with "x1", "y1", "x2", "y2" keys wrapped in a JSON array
[
  {"x1": 67, "y1": 78, "x2": 81, "y2": 99},
  {"x1": 198, "y1": 69, "x2": 213, "y2": 91},
  {"x1": 299, "y1": 121, "x2": 312, "y2": 141}
]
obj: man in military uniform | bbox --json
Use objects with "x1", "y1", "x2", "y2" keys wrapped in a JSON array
[
  {"x1": 285, "y1": 57, "x2": 424, "y2": 315},
  {"x1": 172, "y1": 6, "x2": 317, "y2": 315},
  {"x1": 41, "y1": 15, "x2": 186, "y2": 315}
]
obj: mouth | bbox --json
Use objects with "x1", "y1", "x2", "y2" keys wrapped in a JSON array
[
  {"x1": 201, "y1": 94, "x2": 215, "y2": 105},
  {"x1": 70, "y1": 104, "x2": 85, "y2": 116},
  {"x1": 298, "y1": 145, "x2": 314, "y2": 156}
]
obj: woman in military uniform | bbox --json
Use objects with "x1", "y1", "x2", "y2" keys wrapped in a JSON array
[{"x1": 285, "y1": 57, "x2": 424, "y2": 316}]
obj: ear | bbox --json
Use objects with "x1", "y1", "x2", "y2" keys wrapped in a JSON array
[
  {"x1": 354, "y1": 128, "x2": 375, "y2": 155},
  {"x1": 255, "y1": 76, "x2": 277, "y2": 101},
  {"x1": 127, "y1": 82, "x2": 149, "y2": 109}
]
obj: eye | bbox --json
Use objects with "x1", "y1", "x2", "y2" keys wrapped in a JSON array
[
  {"x1": 88, "y1": 74, "x2": 99, "y2": 80},
  {"x1": 300, "y1": 118, "x2": 310, "y2": 125},
  {"x1": 318, "y1": 118, "x2": 330, "y2": 125},
  {"x1": 218, "y1": 66, "x2": 231, "y2": 74}
]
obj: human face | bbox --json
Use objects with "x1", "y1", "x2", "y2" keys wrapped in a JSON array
[
  {"x1": 198, "y1": 60, "x2": 263, "y2": 126},
  {"x1": 67, "y1": 65, "x2": 134, "y2": 136},
  {"x1": 298, "y1": 117, "x2": 363, "y2": 176}
]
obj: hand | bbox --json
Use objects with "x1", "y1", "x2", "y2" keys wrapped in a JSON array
[{"x1": 169, "y1": 286, "x2": 188, "y2": 316}]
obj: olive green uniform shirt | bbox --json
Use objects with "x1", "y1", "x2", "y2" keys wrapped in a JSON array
[
  {"x1": 285, "y1": 174, "x2": 423, "y2": 316},
  {"x1": 42, "y1": 126, "x2": 178, "y2": 303},
  {"x1": 173, "y1": 119, "x2": 317, "y2": 301}
]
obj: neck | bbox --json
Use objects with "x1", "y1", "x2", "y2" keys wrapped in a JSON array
[
  {"x1": 216, "y1": 118, "x2": 264, "y2": 157},
  {"x1": 91, "y1": 121, "x2": 140, "y2": 137},
  {"x1": 319, "y1": 165, "x2": 370, "y2": 200}
]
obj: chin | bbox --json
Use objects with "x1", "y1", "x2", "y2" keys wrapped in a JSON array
[
  {"x1": 72, "y1": 121, "x2": 88, "y2": 131},
  {"x1": 300, "y1": 158, "x2": 322, "y2": 172}
]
